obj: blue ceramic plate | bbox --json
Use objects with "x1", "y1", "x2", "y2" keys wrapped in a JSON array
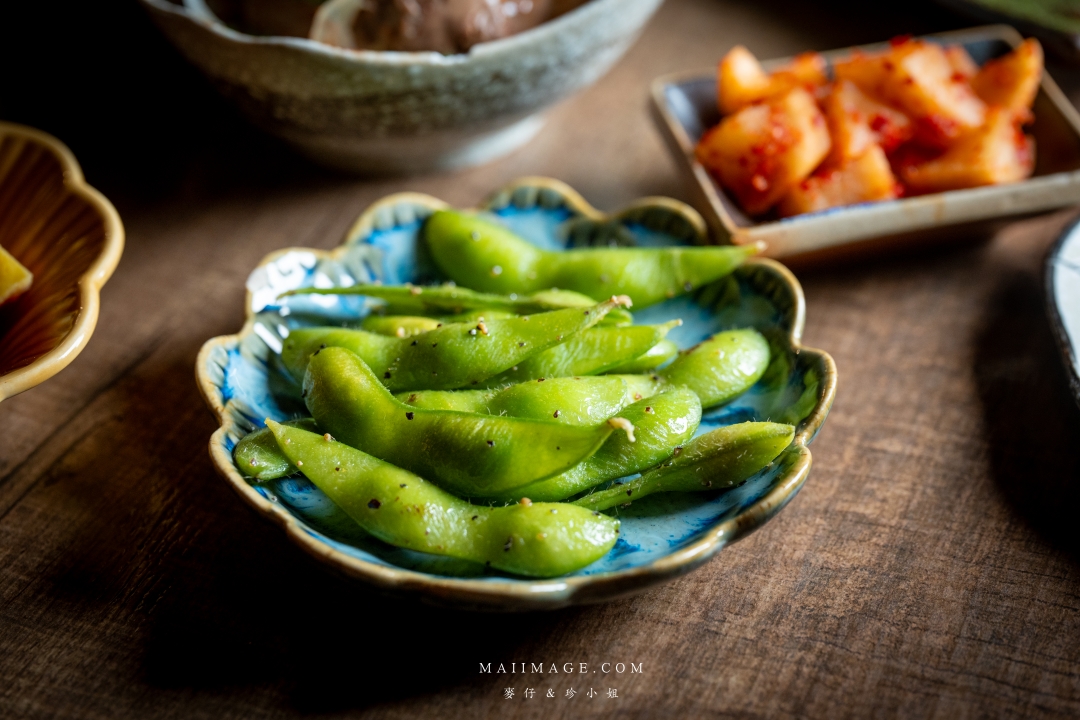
[
  {"x1": 1047, "y1": 218, "x2": 1080, "y2": 408},
  {"x1": 195, "y1": 178, "x2": 837, "y2": 610}
]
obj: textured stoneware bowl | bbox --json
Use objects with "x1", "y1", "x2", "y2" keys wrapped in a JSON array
[
  {"x1": 653, "y1": 26, "x2": 1080, "y2": 262},
  {"x1": 0, "y1": 122, "x2": 124, "y2": 402},
  {"x1": 139, "y1": 0, "x2": 665, "y2": 174},
  {"x1": 195, "y1": 177, "x2": 837, "y2": 610}
]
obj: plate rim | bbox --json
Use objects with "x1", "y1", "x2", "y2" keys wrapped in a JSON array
[{"x1": 194, "y1": 176, "x2": 837, "y2": 610}]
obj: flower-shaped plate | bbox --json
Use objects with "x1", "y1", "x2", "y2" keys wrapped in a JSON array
[
  {"x1": 0, "y1": 122, "x2": 125, "y2": 402},
  {"x1": 195, "y1": 177, "x2": 837, "y2": 610}
]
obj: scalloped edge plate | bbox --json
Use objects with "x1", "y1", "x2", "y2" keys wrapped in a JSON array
[
  {"x1": 195, "y1": 177, "x2": 837, "y2": 610},
  {"x1": 0, "y1": 121, "x2": 125, "y2": 402}
]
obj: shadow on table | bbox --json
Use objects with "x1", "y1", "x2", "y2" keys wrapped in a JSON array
[
  {"x1": 973, "y1": 263, "x2": 1080, "y2": 564},
  {"x1": 112, "y1": 364, "x2": 586, "y2": 714},
  {"x1": 0, "y1": 1, "x2": 337, "y2": 208},
  {"x1": 138, "y1": 513, "x2": 586, "y2": 712}
]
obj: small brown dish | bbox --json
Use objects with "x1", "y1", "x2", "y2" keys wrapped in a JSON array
[
  {"x1": 0, "y1": 122, "x2": 124, "y2": 402},
  {"x1": 652, "y1": 25, "x2": 1080, "y2": 262}
]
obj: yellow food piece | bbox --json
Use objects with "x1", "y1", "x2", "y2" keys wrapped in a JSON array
[
  {"x1": 972, "y1": 38, "x2": 1043, "y2": 121},
  {"x1": 779, "y1": 144, "x2": 899, "y2": 216},
  {"x1": 901, "y1": 107, "x2": 1034, "y2": 193},
  {"x1": 0, "y1": 245, "x2": 32, "y2": 306},
  {"x1": 717, "y1": 46, "x2": 828, "y2": 115},
  {"x1": 697, "y1": 87, "x2": 831, "y2": 215},
  {"x1": 825, "y1": 79, "x2": 913, "y2": 162}
]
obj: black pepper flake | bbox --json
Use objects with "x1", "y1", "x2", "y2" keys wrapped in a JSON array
[
  {"x1": 553, "y1": 410, "x2": 560, "y2": 418},
  {"x1": 432, "y1": 342, "x2": 438, "y2": 347},
  {"x1": 503, "y1": 538, "x2": 513, "y2": 552},
  {"x1": 405, "y1": 411, "x2": 415, "y2": 420},
  {"x1": 367, "y1": 499, "x2": 381, "y2": 509},
  {"x1": 518, "y1": 342, "x2": 525, "y2": 347},
  {"x1": 335, "y1": 467, "x2": 342, "y2": 472},
  {"x1": 319, "y1": 344, "x2": 327, "y2": 349},
  {"x1": 537, "y1": 377, "x2": 545, "y2": 382},
  {"x1": 472, "y1": 380, "x2": 478, "y2": 385},
  {"x1": 593, "y1": 512, "x2": 601, "y2": 516},
  {"x1": 556, "y1": 446, "x2": 561, "y2": 450},
  {"x1": 471, "y1": 515, "x2": 479, "y2": 520},
  {"x1": 384, "y1": 371, "x2": 392, "y2": 379},
  {"x1": 645, "y1": 406, "x2": 653, "y2": 413},
  {"x1": 486, "y1": 440, "x2": 495, "y2": 447},
  {"x1": 407, "y1": 393, "x2": 417, "y2": 402},
  {"x1": 626, "y1": 488, "x2": 633, "y2": 496},
  {"x1": 301, "y1": 389, "x2": 307, "y2": 398},
  {"x1": 313, "y1": 349, "x2": 321, "y2": 356},
  {"x1": 411, "y1": 340, "x2": 418, "y2": 346},
  {"x1": 400, "y1": 483, "x2": 408, "y2": 488}
]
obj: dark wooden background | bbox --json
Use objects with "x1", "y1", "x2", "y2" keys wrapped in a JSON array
[{"x1": 2, "y1": 0, "x2": 1080, "y2": 717}]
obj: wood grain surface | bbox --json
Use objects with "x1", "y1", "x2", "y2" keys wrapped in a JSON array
[{"x1": 2, "y1": 1, "x2": 1080, "y2": 717}]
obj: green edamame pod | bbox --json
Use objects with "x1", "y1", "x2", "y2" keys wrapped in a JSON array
[
  {"x1": 658, "y1": 329, "x2": 770, "y2": 408},
  {"x1": 284, "y1": 283, "x2": 635, "y2": 326},
  {"x1": 283, "y1": 297, "x2": 627, "y2": 390},
  {"x1": 360, "y1": 315, "x2": 442, "y2": 337},
  {"x1": 304, "y1": 347, "x2": 631, "y2": 496},
  {"x1": 438, "y1": 309, "x2": 517, "y2": 324},
  {"x1": 482, "y1": 321, "x2": 681, "y2": 387},
  {"x1": 266, "y1": 421, "x2": 619, "y2": 577},
  {"x1": 424, "y1": 210, "x2": 759, "y2": 309},
  {"x1": 285, "y1": 282, "x2": 596, "y2": 314},
  {"x1": 234, "y1": 418, "x2": 319, "y2": 480},
  {"x1": 498, "y1": 388, "x2": 702, "y2": 502},
  {"x1": 574, "y1": 421, "x2": 794, "y2": 512},
  {"x1": 409, "y1": 376, "x2": 641, "y2": 426},
  {"x1": 605, "y1": 339, "x2": 679, "y2": 374}
]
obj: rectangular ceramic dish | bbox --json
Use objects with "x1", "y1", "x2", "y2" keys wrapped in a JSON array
[{"x1": 652, "y1": 25, "x2": 1080, "y2": 261}]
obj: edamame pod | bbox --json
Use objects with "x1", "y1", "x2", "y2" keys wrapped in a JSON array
[
  {"x1": 283, "y1": 297, "x2": 627, "y2": 390},
  {"x1": 425, "y1": 210, "x2": 759, "y2": 308},
  {"x1": 360, "y1": 315, "x2": 441, "y2": 337},
  {"x1": 284, "y1": 283, "x2": 635, "y2": 326},
  {"x1": 605, "y1": 339, "x2": 679, "y2": 374},
  {"x1": 658, "y1": 329, "x2": 770, "y2": 408},
  {"x1": 482, "y1": 321, "x2": 681, "y2": 387},
  {"x1": 499, "y1": 388, "x2": 702, "y2": 502},
  {"x1": 267, "y1": 421, "x2": 619, "y2": 577},
  {"x1": 304, "y1": 347, "x2": 631, "y2": 496},
  {"x1": 574, "y1": 421, "x2": 795, "y2": 512},
  {"x1": 285, "y1": 282, "x2": 600, "y2": 314},
  {"x1": 399, "y1": 376, "x2": 643, "y2": 425},
  {"x1": 234, "y1": 418, "x2": 319, "y2": 480}
]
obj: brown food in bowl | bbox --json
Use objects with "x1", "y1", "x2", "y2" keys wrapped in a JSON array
[
  {"x1": 209, "y1": 0, "x2": 585, "y2": 53},
  {"x1": 695, "y1": 37, "x2": 1043, "y2": 218}
]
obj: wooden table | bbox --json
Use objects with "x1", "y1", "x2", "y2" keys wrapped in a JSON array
[{"x1": 3, "y1": 0, "x2": 1080, "y2": 717}]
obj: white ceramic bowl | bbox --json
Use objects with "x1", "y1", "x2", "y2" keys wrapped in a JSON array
[{"x1": 140, "y1": 0, "x2": 664, "y2": 174}]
